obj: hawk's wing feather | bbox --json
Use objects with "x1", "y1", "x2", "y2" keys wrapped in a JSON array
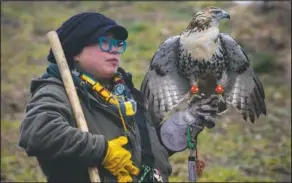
[
  {"x1": 219, "y1": 33, "x2": 266, "y2": 123},
  {"x1": 140, "y1": 36, "x2": 190, "y2": 125}
]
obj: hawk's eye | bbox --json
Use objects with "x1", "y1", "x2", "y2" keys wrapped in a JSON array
[{"x1": 213, "y1": 10, "x2": 221, "y2": 14}]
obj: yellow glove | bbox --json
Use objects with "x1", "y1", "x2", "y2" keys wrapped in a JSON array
[
  {"x1": 117, "y1": 167, "x2": 133, "y2": 182},
  {"x1": 102, "y1": 136, "x2": 140, "y2": 182},
  {"x1": 116, "y1": 163, "x2": 140, "y2": 182}
]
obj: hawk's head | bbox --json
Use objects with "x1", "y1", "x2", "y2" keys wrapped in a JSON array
[
  {"x1": 185, "y1": 7, "x2": 230, "y2": 33},
  {"x1": 179, "y1": 7, "x2": 231, "y2": 61}
]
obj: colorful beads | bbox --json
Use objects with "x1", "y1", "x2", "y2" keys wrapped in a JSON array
[{"x1": 115, "y1": 79, "x2": 125, "y2": 84}]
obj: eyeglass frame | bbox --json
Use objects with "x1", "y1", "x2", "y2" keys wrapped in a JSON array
[{"x1": 97, "y1": 36, "x2": 127, "y2": 54}]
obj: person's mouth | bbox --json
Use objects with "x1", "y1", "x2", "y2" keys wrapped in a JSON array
[{"x1": 106, "y1": 58, "x2": 119, "y2": 65}]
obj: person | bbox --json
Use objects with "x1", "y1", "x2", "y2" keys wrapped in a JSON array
[{"x1": 18, "y1": 12, "x2": 219, "y2": 182}]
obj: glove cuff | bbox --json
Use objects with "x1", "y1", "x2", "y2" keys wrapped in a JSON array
[{"x1": 101, "y1": 140, "x2": 110, "y2": 165}]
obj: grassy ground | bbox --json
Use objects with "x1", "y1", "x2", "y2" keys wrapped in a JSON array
[{"x1": 1, "y1": 1, "x2": 291, "y2": 182}]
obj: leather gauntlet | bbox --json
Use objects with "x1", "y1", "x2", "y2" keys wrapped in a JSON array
[{"x1": 160, "y1": 94, "x2": 219, "y2": 152}]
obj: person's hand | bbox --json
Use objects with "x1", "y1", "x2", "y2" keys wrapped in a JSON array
[
  {"x1": 102, "y1": 136, "x2": 140, "y2": 182},
  {"x1": 159, "y1": 94, "x2": 219, "y2": 152},
  {"x1": 186, "y1": 94, "x2": 219, "y2": 129}
]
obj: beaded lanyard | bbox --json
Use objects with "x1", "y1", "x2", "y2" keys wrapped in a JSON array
[{"x1": 74, "y1": 70, "x2": 137, "y2": 132}]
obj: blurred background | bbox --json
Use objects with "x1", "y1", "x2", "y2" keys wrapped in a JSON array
[{"x1": 1, "y1": 1, "x2": 291, "y2": 182}]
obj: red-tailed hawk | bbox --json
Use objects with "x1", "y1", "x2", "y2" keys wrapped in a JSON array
[{"x1": 140, "y1": 7, "x2": 266, "y2": 125}]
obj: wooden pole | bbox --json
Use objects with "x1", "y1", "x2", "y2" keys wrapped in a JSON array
[{"x1": 47, "y1": 31, "x2": 100, "y2": 182}]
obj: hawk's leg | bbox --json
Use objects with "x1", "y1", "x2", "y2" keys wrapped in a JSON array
[
  {"x1": 188, "y1": 78, "x2": 200, "y2": 105},
  {"x1": 215, "y1": 76, "x2": 225, "y2": 103},
  {"x1": 215, "y1": 74, "x2": 229, "y2": 114}
]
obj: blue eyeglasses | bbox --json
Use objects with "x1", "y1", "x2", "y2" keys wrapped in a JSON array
[{"x1": 98, "y1": 37, "x2": 127, "y2": 54}]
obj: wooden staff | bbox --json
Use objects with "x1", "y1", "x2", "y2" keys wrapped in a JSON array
[{"x1": 47, "y1": 31, "x2": 100, "y2": 182}]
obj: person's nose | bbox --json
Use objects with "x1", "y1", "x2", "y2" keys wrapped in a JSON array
[{"x1": 109, "y1": 46, "x2": 119, "y2": 54}]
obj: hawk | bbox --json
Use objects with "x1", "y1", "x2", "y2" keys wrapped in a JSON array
[{"x1": 140, "y1": 7, "x2": 266, "y2": 125}]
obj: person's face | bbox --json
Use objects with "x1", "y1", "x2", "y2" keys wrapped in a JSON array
[{"x1": 74, "y1": 33, "x2": 125, "y2": 79}]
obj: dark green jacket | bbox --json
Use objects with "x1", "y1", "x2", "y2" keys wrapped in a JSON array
[{"x1": 18, "y1": 69, "x2": 172, "y2": 182}]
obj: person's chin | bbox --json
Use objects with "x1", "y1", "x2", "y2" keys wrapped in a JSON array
[
  {"x1": 104, "y1": 68, "x2": 118, "y2": 78},
  {"x1": 110, "y1": 66, "x2": 119, "y2": 73}
]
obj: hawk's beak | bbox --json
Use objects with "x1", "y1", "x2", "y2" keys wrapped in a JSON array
[{"x1": 221, "y1": 10, "x2": 230, "y2": 20}]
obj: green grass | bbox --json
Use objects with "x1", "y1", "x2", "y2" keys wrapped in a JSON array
[{"x1": 1, "y1": 1, "x2": 291, "y2": 182}]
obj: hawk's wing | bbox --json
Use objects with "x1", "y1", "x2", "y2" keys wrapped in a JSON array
[
  {"x1": 140, "y1": 36, "x2": 190, "y2": 125},
  {"x1": 219, "y1": 33, "x2": 266, "y2": 123}
]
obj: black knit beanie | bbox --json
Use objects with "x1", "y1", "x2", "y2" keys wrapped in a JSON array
[{"x1": 47, "y1": 12, "x2": 128, "y2": 69}]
